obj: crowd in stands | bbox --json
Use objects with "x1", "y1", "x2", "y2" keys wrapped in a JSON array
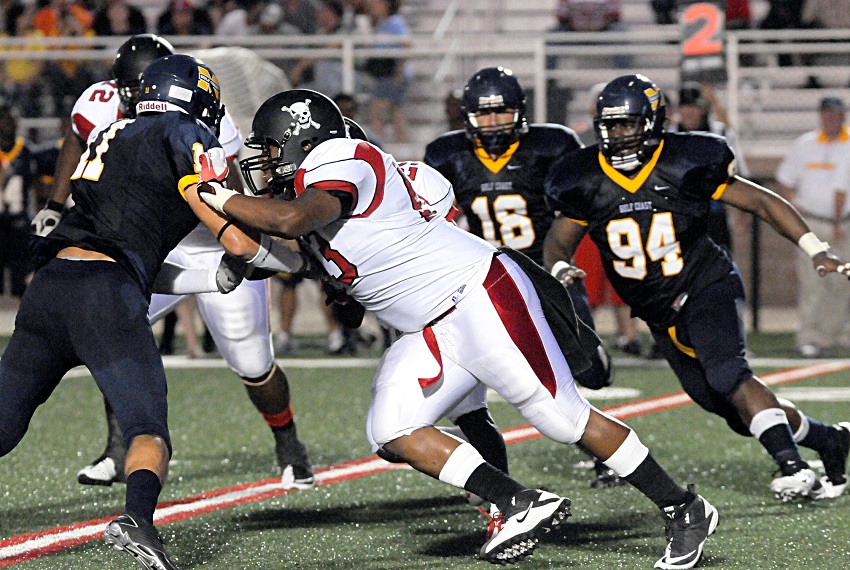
[{"x1": 0, "y1": 0, "x2": 411, "y2": 133}]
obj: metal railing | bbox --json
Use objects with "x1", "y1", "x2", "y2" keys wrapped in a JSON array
[{"x1": 2, "y1": 28, "x2": 849, "y2": 159}]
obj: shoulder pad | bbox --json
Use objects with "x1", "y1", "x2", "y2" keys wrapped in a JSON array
[
  {"x1": 423, "y1": 130, "x2": 468, "y2": 168},
  {"x1": 525, "y1": 124, "x2": 583, "y2": 155},
  {"x1": 663, "y1": 132, "x2": 735, "y2": 170},
  {"x1": 546, "y1": 146, "x2": 598, "y2": 195}
]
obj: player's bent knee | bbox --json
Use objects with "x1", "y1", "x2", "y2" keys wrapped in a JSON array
[
  {"x1": 516, "y1": 398, "x2": 586, "y2": 444},
  {"x1": 376, "y1": 446, "x2": 407, "y2": 464}
]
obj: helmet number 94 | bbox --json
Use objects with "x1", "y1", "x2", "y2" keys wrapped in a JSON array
[
  {"x1": 470, "y1": 194, "x2": 535, "y2": 250},
  {"x1": 606, "y1": 213, "x2": 683, "y2": 279}
]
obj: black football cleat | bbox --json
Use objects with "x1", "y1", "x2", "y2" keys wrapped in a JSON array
[
  {"x1": 654, "y1": 485, "x2": 718, "y2": 569},
  {"x1": 274, "y1": 423, "x2": 315, "y2": 490},
  {"x1": 814, "y1": 421, "x2": 850, "y2": 499},
  {"x1": 104, "y1": 514, "x2": 179, "y2": 570},
  {"x1": 479, "y1": 489, "x2": 571, "y2": 564}
]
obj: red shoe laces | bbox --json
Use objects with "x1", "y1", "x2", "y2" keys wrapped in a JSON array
[{"x1": 479, "y1": 507, "x2": 505, "y2": 536}]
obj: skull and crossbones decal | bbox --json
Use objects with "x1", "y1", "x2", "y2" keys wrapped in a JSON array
[{"x1": 282, "y1": 99, "x2": 321, "y2": 135}]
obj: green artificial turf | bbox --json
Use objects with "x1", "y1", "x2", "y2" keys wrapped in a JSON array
[{"x1": 1, "y1": 361, "x2": 848, "y2": 569}]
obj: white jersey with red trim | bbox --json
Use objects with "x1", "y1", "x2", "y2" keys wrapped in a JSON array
[
  {"x1": 296, "y1": 138, "x2": 495, "y2": 332},
  {"x1": 397, "y1": 161, "x2": 460, "y2": 222},
  {"x1": 70, "y1": 81, "x2": 242, "y2": 253},
  {"x1": 70, "y1": 81, "x2": 242, "y2": 158}
]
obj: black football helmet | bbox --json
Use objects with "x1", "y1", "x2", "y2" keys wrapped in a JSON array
[
  {"x1": 461, "y1": 66, "x2": 528, "y2": 158},
  {"x1": 594, "y1": 74, "x2": 666, "y2": 171},
  {"x1": 112, "y1": 34, "x2": 174, "y2": 118},
  {"x1": 240, "y1": 89, "x2": 346, "y2": 197},
  {"x1": 344, "y1": 117, "x2": 369, "y2": 142},
  {"x1": 136, "y1": 54, "x2": 223, "y2": 136}
]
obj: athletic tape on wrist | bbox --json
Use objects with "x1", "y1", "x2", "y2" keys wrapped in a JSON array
[
  {"x1": 798, "y1": 232, "x2": 830, "y2": 257},
  {"x1": 550, "y1": 260, "x2": 572, "y2": 277}
]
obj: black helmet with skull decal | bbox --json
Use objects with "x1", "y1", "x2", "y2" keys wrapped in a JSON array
[{"x1": 240, "y1": 89, "x2": 346, "y2": 196}]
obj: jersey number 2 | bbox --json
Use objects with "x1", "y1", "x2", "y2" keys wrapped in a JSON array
[{"x1": 606, "y1": 213, "x2": 683, "y2": 279}]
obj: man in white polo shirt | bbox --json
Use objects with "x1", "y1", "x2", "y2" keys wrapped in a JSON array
[{"x1": 778, "y1": 97, "x2": 850, "y2": 357}]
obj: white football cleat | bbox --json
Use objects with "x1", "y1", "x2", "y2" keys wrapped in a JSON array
[
  {"x1": 479, "y1": 489, "x2": 570, "y2": 564},
  {"x1": 770, "y1": 467, "x2": 822, "y2": 501}
]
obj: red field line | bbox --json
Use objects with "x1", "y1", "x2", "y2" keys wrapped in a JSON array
[{"x1": 2, "y1": 361, "x2": 847, "y2": 565}]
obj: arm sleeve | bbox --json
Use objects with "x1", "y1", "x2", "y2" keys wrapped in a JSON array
[{"x1": 152, "y1": 261, "x2": 218, "y2": 294}]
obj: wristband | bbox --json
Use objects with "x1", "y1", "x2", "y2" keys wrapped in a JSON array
[
  {"x1": 248, "y1": 234, "x2": 306, "y2": 274},
  {"x1": 798, "y1": 232, "x2": 830, "y2": 257},
  {"x1": 550, "y1": 260, "x2": 572, "y2": 277},
  {"x1": 45, "y1": 199, "x2": 65, "y2": 213}
]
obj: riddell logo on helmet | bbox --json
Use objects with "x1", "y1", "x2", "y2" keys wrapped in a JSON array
[{"x1": 137, "y1": 101, "x2": 169, "y2": 113}]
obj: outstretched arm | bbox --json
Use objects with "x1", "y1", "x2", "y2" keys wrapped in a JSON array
[
  {"x1": 543, "y1": 215, "x2": 590, "y2": 286},
  {"x1": 721, "y1": 175, "x2": 850, "y2": 276}
]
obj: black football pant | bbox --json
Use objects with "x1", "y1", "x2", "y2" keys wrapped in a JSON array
[{"x1": 0, "y1": 258, "x2": 171, "y2": 456}]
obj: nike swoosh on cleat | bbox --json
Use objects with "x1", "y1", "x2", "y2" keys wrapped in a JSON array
[
  {"x1": 663, "y1": 549, "x2": 698, "y2": 565},
  {"x1": 515, "y1": 504, "x2": 533, "y2": 524}
]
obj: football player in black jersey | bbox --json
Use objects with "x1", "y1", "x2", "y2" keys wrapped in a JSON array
[
  {"x1": 544, "y1": 74, "x2": 850, "y2": 503},
  {"x1": 424, "y1": 66, "x2": 622, "y2": 489},
  {"x1": 0, "y1": 55, "x2": 314, "y2": 570}
]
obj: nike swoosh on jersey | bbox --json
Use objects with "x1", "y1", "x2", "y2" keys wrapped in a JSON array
[
  {"x1": 507, "y1": 164, "x2": 522, "y2": 170},
  {"x1": 654, "y1": 185, "x2": 670, "y2": 191}
]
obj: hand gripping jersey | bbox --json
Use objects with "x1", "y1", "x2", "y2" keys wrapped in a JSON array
[
  {"x1": 545, "y1": 132, "x2": 738, "y2": 326},
  {"x1": 424, "y1": 124, "x2": 582, "y2": 265},
  {"x1": 296, "y1": 138, "x2": 496, "y2": 332},
  {"x1": 41, "y1": 112, "x2": 222, "y2": 298},
  {"x1": 71, "y1": 80, "x2": 241, "y2": 253}
]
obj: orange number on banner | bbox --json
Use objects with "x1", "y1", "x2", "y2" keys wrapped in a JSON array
[{"x1": 682, "y1": 3, "x2": 723, "y2": 57}]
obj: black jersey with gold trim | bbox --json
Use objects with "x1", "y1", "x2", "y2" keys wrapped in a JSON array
[
  {"x1": 545, "y1": 131, "x2": 738, "y2": 326},
  {"x1": 40, "y1": 112, "x2": 221, "y2": 298},
  {"x1": 424, "y1": 124, "x2": 581, "y2": 265}
]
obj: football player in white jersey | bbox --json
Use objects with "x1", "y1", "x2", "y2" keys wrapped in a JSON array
[
  {"x1": 30, "y1": 35, "x2": 314, "y2": 491},
  {"x1": 197, "y1": 89, "x2": 718, "y2": 568}
]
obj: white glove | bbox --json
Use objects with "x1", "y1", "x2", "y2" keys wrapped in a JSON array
[
  {"x1": 198, "y1": 180, "x2": 239, "y2": 214},
  {"x1": 30, "y1": 200, "x2": 65, "y2": 237},
  {"x1": 551, "y1": 260, "x2": 586, "y2": 288}
]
